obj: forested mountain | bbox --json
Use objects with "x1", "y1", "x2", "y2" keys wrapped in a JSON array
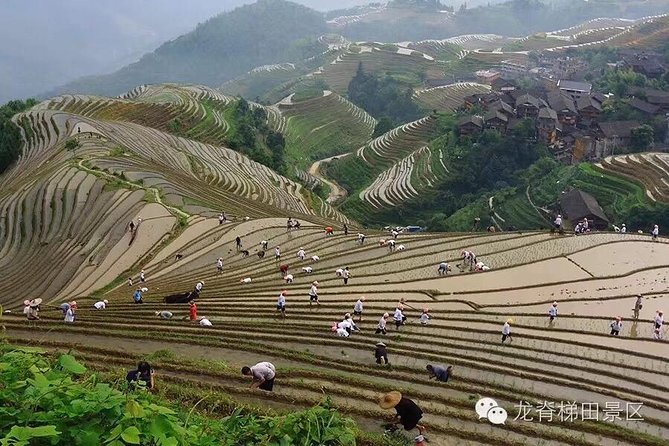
[
  {"x1": 50, "y1": 0, "x2": 327, "y2": 98},
  {"x1": 46, "y1": 0, "x2": 669, "y2": 98}
]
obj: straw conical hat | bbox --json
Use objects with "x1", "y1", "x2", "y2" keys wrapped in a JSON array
[{"x1": 379, "y1": 391, "x2": 402, "y2": 409}]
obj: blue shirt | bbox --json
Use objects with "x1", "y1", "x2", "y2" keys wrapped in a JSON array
[
  {"x1": 133, "y1": 291, "x2": 142, "y2": 302},
  {"x1": 431, "y1": 365, "x2": 450, "y2": 382}
]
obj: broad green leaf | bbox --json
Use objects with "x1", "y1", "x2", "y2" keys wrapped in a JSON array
[
  {"x1": 58, "y1": 354, "x2": 87, "y2": 375},
  {"x1": 120, "y1": 426, "x2": 141, "y2": 444},
  {"x1": 5, "y1": 425, "x2": 59, "y2": 440},
  {"x1": 125, "y1": 400, "x2": 144, "y2": 418}
]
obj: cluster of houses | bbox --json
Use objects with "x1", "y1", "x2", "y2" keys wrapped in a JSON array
[{"x1": 458, "y1": 77, "x2": 669, "y2": 164}]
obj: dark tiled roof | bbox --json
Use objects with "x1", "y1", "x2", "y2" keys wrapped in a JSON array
[
  {"x1": 484, "y1": 110, "x2": 509, "y2": 123},
  {"x1": 557, "y1": 79, "x2": 592, "y2": 93},
  {"x1": 516, "y1": 93, "x2": 540, "y2": 108},
  {"x1": 630, "y1": 97, "x2": 660, "y2": 115},
  {"x1": 598, "y1": 120, "x2": 640, "y2": 138},
  {"x1": 488, "y1": 100, "x2": 514, "y2": 115},
  {"x1": 576, "y1": 95, "x2": 602, "y2": 112},
  {"x1": 560, "y1": 189, "x2": 609, "y2": 223},
  {"x1": 538, "y1": 107, "x2": 558, "y2": 120},
  {"x1": 458, "y1": 115, "x2": 484, "y2": 127},
  {"x1": 547, "y1": 91, "x2": 577, "y2": 113}
]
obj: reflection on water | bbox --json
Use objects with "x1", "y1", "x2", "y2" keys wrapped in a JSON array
[{"x1": 630, "y1": 321, "x2": 639, "y2": 338}]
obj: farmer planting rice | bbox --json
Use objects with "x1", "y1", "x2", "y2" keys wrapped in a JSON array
[
  {"x1": 309, "y1": 281, "x2": 320, "y2": 306},
  {"x1": 379, "y1": 392, "x2": 425, "y2": 437},
  {"x1": 437, "y1": 262, "x2": 450, "y2": 275},
  {"x1": 133, "y1": 288, "x2": 144, "y2": 304},
  {"x1": 279, "y1": 264, "x2": 290, "y2": 276},
  {"x1": 302, "y1": 266, "x2": 313, "y2": 273},
  {"x1": 242, "y1": 362, "x2": 276, "y2": 391},
  {"x1": 260, "y1": 240, "x2": 268, "y2": 250},
  {"x1": 189, "y1": 301, "x2": 198, "y2": 321},
  {"x1": 655, "y1": 310, "x2": 664, "y2": 330},
  {"x1": 388, "y1": 239, "x2": 396, "y2": 251},
  {"x1": 342, "y1": 267, "x2": 350, "y2": 285},
  {"x1": 235, "y1": 236, "x2": 242, "y2": 250},
  {"x1": 502, "y1": 319, "x2": 512, "y2": 343},
  {"x1": 297, "y1": 247, "x2": 306, "y2": 260},
  {"x1": 357, "y1": 233, "x2": 366, "y2": 244},
  {"x1": 374, "y1": 342, "x2": 389, "y2": 365},
  {"x1": 426, "y1": 364, "x2": 452, "y2": 382},
  {"x1": 94, "y1": 299, "x2": 108, "y2": 310},
  {"x1": 376, "y1": 313, "x2": 389, "y2": 335},
  {"x1": 277, "y1": 291, "x2": 287, "y2": 317},
  {"x1": 284, "y1": 274, "x2": 294, "y2": 283},
  {"x1": 633, "y1": 295, "x2": 643, "y2": 319},
  {"x1": 155, "y1": 310, "x2": 173, "y2": 319},
  {"x1": 325, "y1": 226, "x2": 334, "y2": 236},
  {"x1": 338, "y1": 313, "x2": 359, "y2": 335},
  {"x1": 419, "y1": 308, "x2": 431, "y2": 324},
  {"x1": 354, "y1": 297, "x2": 365, "y2": 321},
  {"x1": 548, "y1": 302, "x2": 558, "y2": 322},
  {"x1": 394, "y1": 305, "x2": 406, "y2": 329},
  {"x1": 240, "y1": 277, "x2": 253, "y2": 284},
  {"x1": 23, "y1": 299, "x2": 41, "y2": 320},
  {"x1": 274, "y1": 246, "x2": 281, "y2": 261},
  {"x1": 610, "y1": 316, "x2": 623, "y2": 336},
  {"x1": 652, "y1": 224, "x2": 659, "y2": 241},
  {"x1": 216, "y1": 257, "x2": 223, "y2": 273}
]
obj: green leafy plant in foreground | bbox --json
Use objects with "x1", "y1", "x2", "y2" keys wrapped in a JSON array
[{"x1": 0, "y1": 348, "x2": 359, "y2": 446}]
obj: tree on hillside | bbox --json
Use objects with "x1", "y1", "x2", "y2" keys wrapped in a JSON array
[
  {"x1": 630, "y1": 125, "x2": 654, "y2": 152},
  {"x1": 0, "y1": 99, "x2": 37, "y2": 174},
  {"x1": 347, "y1": 63, "x2": 422, "y2": 127}
]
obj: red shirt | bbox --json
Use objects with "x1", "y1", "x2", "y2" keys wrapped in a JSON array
[{"x1": 189, "y1": 304, "x2": 197, "y2": 321}]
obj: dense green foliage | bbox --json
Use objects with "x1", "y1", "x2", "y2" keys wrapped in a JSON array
[
  {"x1": 53, "y1": 0, "x2": 328, "y2": 97},
  {"x1": 348, "y1": 64, "x2": 422, "y2": 128},
  {"x1": 227, "y1": 99, "x2": 286, "y2": 174},
  {"x1": 596, "y1": 68, "x2": 669, "y2": 97},
  {"x1": 0, "y1": 99, "x2": 37, "y2": 174},
  {"x1": 0, "y1": 348, "x2": 360, "y2": 446}
]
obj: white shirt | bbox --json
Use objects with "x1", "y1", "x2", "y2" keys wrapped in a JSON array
[
  {"x1": 302, "y1": 267, "x2": 313, "y2": 273},
  {"x1": 217, "y1": 259, "x2": 223, "y2": 268},
  {"x1": 502, "y1": 322, "x2": 511, "y2": 335},
  {"x1": 251, "y1": 362, "x2": 275, "y2": 380},
  {"x1": 335, "y1": 268, "x2": 343, "y2": 276},
  {"x1": 462, "y1": 251, "x2": 471, "y2": 260},
  {"x1": 199, "y1": 318, "x2": 212, "y2": 326},
  {"x1": 94, "y1": 301, "x2": 106, "y2": 310},
  {"x1": 475, "y1": 262, "x2": 485, "y2": 270},
  {"x1": 140, "y1": 272, "x2": 145, "y2": 280},
  {"x1": 195, "y1": 282, "x2": 203, "y2": 291},
  {"x1": 336, "y1": 327, "x2": 350, "y2": 337},
  {"x1": 242, "y1": 278, "x2": 252, "y2": 284},
  {"x1": 391, "y1": 230, "x2": 399, "y2": 237},
  {"x1": 439, "y1": 262, "x2": 448, "y2": 269},
  {"x1": 388, "y1": 240, "x2": 396, "y2": 246},
  {"x1": 309, "y1": 285, "x2": 318, "y2": 296},
  {"x1": 64, "y1": 309, "x2": 75, "y2": 323},
  {"x1": 378, "y1": 317, "x2": 387, "y2": 329},
  {"x1": 548, "y1": 306, "x2": 558, "y2": 317},
  {"x1": 357, "y1": 233, "x2": 365, "y2": 239},
  {"x1": 284, "y1": 274, "x2": 293, "y2": 281},
  {"x1": 393, "y1": 308, "x2": 404, "y2": 321},
  {"x1": 338, "y1": 319, "x2": 355, "y2": 330},
  {"x1": 275, "y1": 248, "x2": 280, "y2": 256},
  {"x1": 297, "y1": 249, "x2": 305, "y2": 258},
  {"x1": 656, "y1": 314, "x2": 664, "y2": 325},
  {"x1": 342, "y1": 269, "x2": 350, "y2": 279},
  {"x1": 420, "y1": 313, "x2": 430, "y2": 323},
  {"x1": 354, "y1": 300, "x2": 364, "y2": 313},
  {"x1": 278, "y1": 294, "x2": 286, "y2": 305},
  {"x1": 311, "y1": 255, "x2": 319, "y2": 261},
  {"x1": 611, "y1": 320, "x2": 623, "y2": 331},
  {"x1": 621, "y1": 226, "x2": 626, "y2": 233},
  {"x1": 652, "y1": 227, "x2": 659, "y2": 236},
  {"x1": 554, "y1": 217, "x2": 562, "y2": 226}
]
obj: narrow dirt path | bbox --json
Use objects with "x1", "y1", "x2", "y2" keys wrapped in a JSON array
[
  {"x1": 76, "y1": 157, "x2": 190, "y2": 219},
  {"x1": 308, "y1": 153, "x2": 350, "y2": 204}
]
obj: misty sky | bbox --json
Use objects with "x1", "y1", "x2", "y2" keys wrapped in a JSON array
[{"x1": 0, "y1": 0, "x2": 495, "y2": 102}]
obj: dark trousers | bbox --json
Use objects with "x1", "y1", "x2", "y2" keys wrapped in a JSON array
[
  {"x1": 259, "y1": 378, "x2": 274, "y2": 391},
  {"x1": 343, "y1": 278, "x2": 348, "y2": 285},
  {"x1": 375, "y1": 328, "x2": 386, "y2": 335},
  {"x1": 376, "y1": 354, "x2": 388, "y2": 365}
]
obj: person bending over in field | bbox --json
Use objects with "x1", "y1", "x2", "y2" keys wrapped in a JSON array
[
  {"x1": 426, "y1": 364, "x2": 452, "y2": 382},
  {"x1": 379, "y1": 392, "x2": 425, "y2": 437},
  {"x1": 126, "y1": 361, "x2": 155, "y2": 390},
  {"x1": 242, "y1": 362, "x2": 276, "y2": 391},
  {"x1": 376, "y1": 313, "x2": 389, "y2": 335},
  {"x1": 375, "y1": 342, "x2": 389, "y2": 365}
]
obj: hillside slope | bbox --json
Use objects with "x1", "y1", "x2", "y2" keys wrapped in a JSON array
[
  {"x1": 49, "y1": 0, "x2": 328, "y2": 98},
  {"x1": 0, "y1": 84, "x2": 350, "y2": 307}
]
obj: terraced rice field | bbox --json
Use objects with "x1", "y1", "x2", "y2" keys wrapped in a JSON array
[
  {"x1": 414, "y1": 83, "x2": 490, "y2": 112},
  {"x1": 355, "y1": 115, "x2": 444, "y2": 209},
  {"x1": 598, "y1": 153, "x2": 669, "y2": 203},
  {"x1": 318, "y1": 45, "x2": 445, "y2": 92},
  {"x1": 279, "y1": 91, "x2": 376, "y2": 167},
  {"x1": 4, "y1": 219, "x2": 669, "y2": 445}
]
